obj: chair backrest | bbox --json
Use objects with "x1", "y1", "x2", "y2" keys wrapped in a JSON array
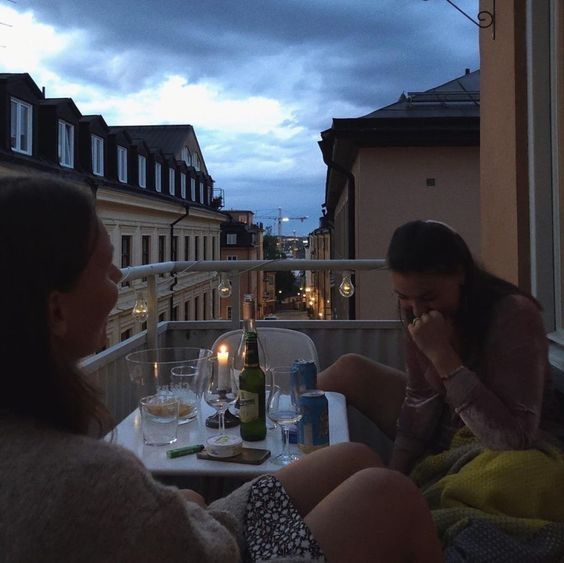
[{"x1": 211, "y1": 327, "x2": 320, "y2": 370}]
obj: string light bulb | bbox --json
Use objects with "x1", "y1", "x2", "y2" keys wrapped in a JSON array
[
  {"x1": 132, "y1": 293, "x2": 149, "y2": 322},
  {"x1": 217, "y1": 273, "x2": 232, "y2": 299},
  {"x1": 339, "y1": 272, "x2": 355, "y2": 298}
]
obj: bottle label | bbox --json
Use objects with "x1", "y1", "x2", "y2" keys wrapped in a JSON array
[{"x1": 238, "y1": 390, "x2": 259, "y2": 422}]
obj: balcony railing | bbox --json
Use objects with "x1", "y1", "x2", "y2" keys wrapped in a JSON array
[
  {"x1": 81, "y1": 259, "x2": 404, "y2": 425},
  {"x1": 120, "y1": 259, "x2": 388, "y2": 348}
]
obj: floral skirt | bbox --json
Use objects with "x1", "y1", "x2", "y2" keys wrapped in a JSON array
[{"x1": 244, "y1": 475, "x2": 326, "y2": 562}]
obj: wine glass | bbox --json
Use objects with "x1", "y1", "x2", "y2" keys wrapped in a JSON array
[
  {"x1": 267, "y1": 366, "x2": 303, "y2": 466},
  {"x1": 203, "y1": 355, "x2": 238, "y2": 437}
]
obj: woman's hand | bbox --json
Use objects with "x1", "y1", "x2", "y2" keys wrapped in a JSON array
[{"x1": 407, "y1": 311, "x2": 462, "y2": 378}]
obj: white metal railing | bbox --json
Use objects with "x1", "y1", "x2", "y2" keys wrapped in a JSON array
[{"x1": 120, "y1": 259, "x2": 387, "y2": 349}]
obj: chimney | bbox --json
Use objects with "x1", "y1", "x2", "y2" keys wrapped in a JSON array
[
  {"x1": 42, "y1": 86, "x2": 46, "y2": 98},
  {"x1": 465, "y1": 68, "x2": 470, "y2": 75}
]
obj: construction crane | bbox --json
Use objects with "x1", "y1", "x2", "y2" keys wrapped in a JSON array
[{"x1": 256, "y1": 208, "x2": 308, "y2": 236}]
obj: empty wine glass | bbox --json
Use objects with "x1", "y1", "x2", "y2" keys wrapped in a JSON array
[
  {"x1": 267, "y1": 366, "x2": 303, "y2": 466},
  {"x1": 203, "y1": 355, "x2": 238, "y2": 437}
]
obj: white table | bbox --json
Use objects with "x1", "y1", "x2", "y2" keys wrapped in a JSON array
[{"x1": 112, "y1": 392, "x2": 349, "y2": 479}]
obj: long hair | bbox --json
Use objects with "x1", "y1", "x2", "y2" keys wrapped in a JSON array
[
  {"x1": 386, "y1": 220, "x2": 538, "y2": 360},
  {"x1": 0, "y1": 175, "x2": 112, "y2": 436}
]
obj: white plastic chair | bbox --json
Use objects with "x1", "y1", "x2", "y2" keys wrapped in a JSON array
[{"x1": 211, "y1": 327, "x2": 320, "y2": 370}]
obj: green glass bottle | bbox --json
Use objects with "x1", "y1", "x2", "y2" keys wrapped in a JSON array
[{"x1": 238, "y1": 331, "x2": 266, "y2": 441}]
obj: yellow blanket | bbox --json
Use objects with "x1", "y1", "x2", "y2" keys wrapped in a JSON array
[{"x1": 411, "y1": 428, "x2": 564, "y2": 550}]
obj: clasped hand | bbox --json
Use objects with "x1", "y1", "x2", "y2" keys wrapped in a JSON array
[{"x1": 408, "y1": 311, "x2": 461, "y2": 377}]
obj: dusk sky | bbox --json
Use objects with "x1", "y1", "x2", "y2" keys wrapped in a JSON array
[{"x1": 0, "y1": 0, "x2": 479, "y2": 235}]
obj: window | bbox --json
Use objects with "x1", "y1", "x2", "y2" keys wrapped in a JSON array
[
  {"x1": 194, "y1": 236, "x2": 199, "y2": 261},
  {"x1": 227, "y1": 306, "x2": 232, "y2": 320},
  {"x1": 142, "y1": 235, "x2": 151, "y2": 265},
  {"x1": 203, "y1": 236, "x2": 208, "y2": 260},
  {"x1": 171, "y1": 236, "x2": 178, "y2": 260},
  {"x1": 91, "y1": 135, "x2": 104, "y2": 176},
  {"x1": 169, "y1": 168, "x2": 175, "y2": 195},
  {"x1": 138, "y1": 155, "x2": 147, "y2": 187},
  {"x1": 141, "y1": 235, "x2": 150, "y2": 283},
  {"x1": 199, "y1": 182, "x2": 204, "y2": 203},
  {"x1": 226, "y1": 234, "x2": 237, "y2": 245},
  {"x1": 158, "y1": 235, "x2": 166, "y2": 277},
  {"x1": 425, "y1": 178, "x2": 436, "y2": 187},
  {"x1": 58, "y1": 120, "x2": 74, "y2": 168},
  {"x1": 181, "y1": 145, "x2": 191, "y2": 164},
  {"x1": 193, "y1": 153, "x2": 200, "y2": 171},
  {"x1": 528, "y1": 0, "x2": 564, "y2": 344},
  {"x1": 184, "y1": 300, "x2": 191, "y2": 320},
  {"x1": 227, "y1": 255, "x2": 238, "y2": 260},
  {"x1": 155, "y1": 162, "x2": 162, "y2": 192},
  {"x1": 184, "y1": 236, "x2": 190, "y2": 260},
  {"x1": 121, "y1": 235, "x2": 131, "y2": 287},
  {"x1": 194, "y1": 296, "x2": 200, "y2": 320},
  {"x1": 120, "y1": 329, "x2": 132, "y2": 342},
  {"x1": 172, "y1": 306, "x2": 178, "y2": 321},
  {"x1": 158, "y1": 312, "x2": 166, "y2": 322},
  {"x1": 190, "y1": 177, "x2": 196, "y2": 200},
  {"x1": 212, "y1": 236, "x2": 217, "y2": 259},
  {"x1": 117, "y1": 146, "x2": 128, "y2": 183},
  {"x1": 10, "y1": 97, "x2": 32, "y2": 155},
  {"x1": 181, "y1": 173, "x2": 187, "y2": 198},
  {"x1": 203, "y1": 292, "x2": 208, "y2": 320}
]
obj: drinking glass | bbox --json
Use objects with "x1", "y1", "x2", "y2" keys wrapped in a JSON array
[
  {"x1": 267, "y1": 366, "x2": 303, "y2": 466},
  {"x1": 139, "y1": 394, "x2": 179, "y2": 446},
  {"x1": 203, "y1": 356, "x2": 238, "y2": 437},
  {"x1": 170, "y1": 364, "x2": 203, "y2": 424}
]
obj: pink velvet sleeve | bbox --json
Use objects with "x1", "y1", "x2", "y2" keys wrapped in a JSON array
[{"x1": 391, "y1": 294, "x2": 549, "y2": 473}]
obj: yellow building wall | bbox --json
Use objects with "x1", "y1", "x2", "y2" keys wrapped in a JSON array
[{"x1": 353, "y1": 145, "x2": 480, "y2": 319}]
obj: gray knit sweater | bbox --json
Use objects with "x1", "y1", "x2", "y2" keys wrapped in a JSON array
[{"x1": 0, "y1": 414, "x2": 254, "y2": 562}]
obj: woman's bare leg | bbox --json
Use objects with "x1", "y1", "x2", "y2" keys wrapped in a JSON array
[
  {"x1": 275, "y1": 442, "x2": 382, "y2": 516},
  {"x1": 305, "y1": 468, "x2": 442, "y2": 563},
  {"x1": 318, "y1": 353, "x2": 407, "y2": 439}
]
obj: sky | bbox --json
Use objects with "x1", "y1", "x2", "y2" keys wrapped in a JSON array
[{"x1": 0, "y1": 0, "x2": 479, "y2": 235}]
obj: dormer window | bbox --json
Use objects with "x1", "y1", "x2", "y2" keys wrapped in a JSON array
[
  {"x1": 138, "y1": 155, "x2": 146, "y2": 188},
  {"x1": 155, "y1": 162, "x2": 162, "y2": 192},
  {"x1": 91, "y1": 135, "x2": 104, "y2": 176},
  {"x1": 226, "y1": 234, "x2": 237, "y2": 245},
  {"x1": 190, "y1": 177, "x2": 196, "y2": 200},
  {"x1": 10, "y1": 97, "x2": 32, "y2": 155},
  {"x1": 181, "y1": 146, "x2": 191, "y2": 165},
  {"x1": 193, "y1": 153, "x2": 200, "y2": 171},
  {"x1": 117, "y1": 146, "x2": 128, "y2": 183},
  {"x1": 58, "y1": 120, "x2": 74, "y2": 168},
  {"x1": 181, "y1": 173, "x2": 187, "y2": 198},
  {"x1": 199, "y1": 182, "x2": 204, "y2": 203},
  {"x1": 169, "y1": 168, "x2": 175, "y2": 195}
]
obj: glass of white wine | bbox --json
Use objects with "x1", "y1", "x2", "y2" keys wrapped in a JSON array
[
  {"x1": 203, "y1": 356, "x2": 238, "y2": 437},
  {"x1": 267, "y1": 366, "x2": 303, "y2": 466}
]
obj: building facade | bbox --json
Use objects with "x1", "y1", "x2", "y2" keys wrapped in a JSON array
[
  {"x1": 319, "y1": 70, "x2": 480, "y2": 320},
  {"x1": 1, "y1": 73, "x2": 226, "y2": 348},
  {"x1": 219, "y1": 210, "x2": 273, "y2": 319}
]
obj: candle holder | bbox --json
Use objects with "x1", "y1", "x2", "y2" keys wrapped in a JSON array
[{"x1": 205, "y1": 409, "x2": 240, "y2": 428}]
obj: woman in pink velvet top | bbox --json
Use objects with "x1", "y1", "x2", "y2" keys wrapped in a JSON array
[{"x1": 319, "y1": 220, "x2": 561, "y2": 474}]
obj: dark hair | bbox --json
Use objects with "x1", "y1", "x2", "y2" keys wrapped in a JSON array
[
  {"x1": 386, "y1": 220, "x2": 538, "y2": 360},
  {"x1": 0, "y1": 175, "x2": 112, "y2": 436}
]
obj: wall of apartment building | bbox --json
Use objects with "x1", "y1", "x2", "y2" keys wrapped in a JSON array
[
  {"x1": 352, "y1": 145, "x2": 480, "y2": 320},
  {"x1": 479, "y1": 0, "x2": 532, "y2": 290},
  {"x1": 96, "y1": 188, "x2": 222, "y2": 346},
  {"x1": 219, "y1": 233, "x2": 265, "y2": 320}
]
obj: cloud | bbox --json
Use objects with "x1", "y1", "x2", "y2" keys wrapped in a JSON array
[{"x1": 0, "y1": 0, "x2": 479, "y2": 234}]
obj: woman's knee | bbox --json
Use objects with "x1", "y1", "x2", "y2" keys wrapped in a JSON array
[{"x1": 323, "y1": 442, "x2": 382, "y2": 468}]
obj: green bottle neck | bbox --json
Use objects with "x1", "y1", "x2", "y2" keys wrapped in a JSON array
[{"x1": 244, "y1": 336, "x2": 260, "y2": 368}]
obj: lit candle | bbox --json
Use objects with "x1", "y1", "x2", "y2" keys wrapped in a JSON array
[
  {"x1": 153, "y1": 362, "x2": 159, "y2": 386},
  {"x1": 217, "y1": 345, "x2": 229, "y2": 389}
]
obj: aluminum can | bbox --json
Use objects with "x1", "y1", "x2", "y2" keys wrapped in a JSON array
[
  {"x1": 298, "y1": 390, "x2": 329, "y2": 453},
  {"x1": 291, "y1": 359, "x2": 318, "y2": 395}
]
